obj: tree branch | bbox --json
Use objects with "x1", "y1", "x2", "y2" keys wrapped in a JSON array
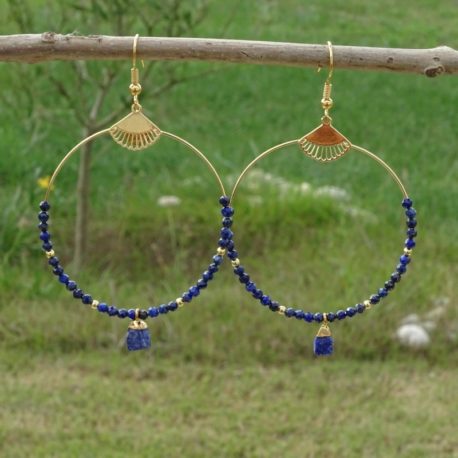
[{"x1": 0, "y1": 34, "x2": 457, "y2": 77}]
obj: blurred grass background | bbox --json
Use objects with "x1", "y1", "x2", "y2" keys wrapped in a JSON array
[{"x1": 0, "y1": 0, "x2": 457, "y2": 457}]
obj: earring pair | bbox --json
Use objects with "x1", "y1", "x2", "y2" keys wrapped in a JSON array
[{"x1": 37, "y1": 39, "x2": 417, "y2": 355}]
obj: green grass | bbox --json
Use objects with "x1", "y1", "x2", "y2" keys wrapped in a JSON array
[{"x1": 0, "y1": 0, "x2": 457, "y2": 456}]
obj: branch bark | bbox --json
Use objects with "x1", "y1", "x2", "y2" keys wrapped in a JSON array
[{"x1": 0, "y1": 33, "x2": 457, "y2": 77}]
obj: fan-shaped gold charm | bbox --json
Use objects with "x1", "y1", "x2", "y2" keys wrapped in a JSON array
[
  {"x1": 110, "y1": 111, "x2": 161, "y2": 151},
  {"x1": 299, "y1": 123, "x2": 351, "y2": 162}
]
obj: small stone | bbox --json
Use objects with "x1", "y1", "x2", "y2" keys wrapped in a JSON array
[
  {"x1": 314, "y1": 336, "x2": 334, "y2": 356},
  {"x1": 126, "y1": 328, "x2": 151, "y2": 351}
]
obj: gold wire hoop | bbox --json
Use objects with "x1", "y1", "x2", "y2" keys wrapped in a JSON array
[
  {"x1": 44, "y1": 129, "x2": 226, "y2": 200},
  {"x1": 230, "y1": 141, "x2": 408, "y2": 203}
]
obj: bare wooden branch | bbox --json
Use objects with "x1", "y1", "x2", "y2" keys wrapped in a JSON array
[{"x1": 0, "y1": 33, "x2": 457, "y2": 77}]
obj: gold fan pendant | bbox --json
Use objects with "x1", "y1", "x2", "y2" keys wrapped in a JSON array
[
  {"x1": 299, "y1": 121, "x2": 351, "y2": 162},
  {"x1": 110, "y1": 111, "x2": 161, "y2": 151}
]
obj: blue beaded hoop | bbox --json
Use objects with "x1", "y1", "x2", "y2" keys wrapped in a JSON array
[{"x1": 38, "y1": 39, "x2": 228, "y2": 351}]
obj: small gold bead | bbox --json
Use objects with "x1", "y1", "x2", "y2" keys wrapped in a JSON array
[
  {"x1": 231, "y1": 258, "x2": 240, "y2": 267},
  {"x1": 404, "y1": 248, "x2": 413, "y2": 256},
  {"x1": 364, "y1": 300, "x2": 372, "y2": 310},
  {"x1": 176, "y1": 298, "x2": 184, "y2": 308},
  {"x1": 216, "y1": 247, "x2": 226, "y2": 256},
  {"x1": 45, "y1": 250, "x2": 55, "y2": 259},
  {"x1": 278, "y1": 305, "x2": 286, "y2": 315},
  {"x1": 91, "y1": 300, "x2": 99, "y2": 310}
]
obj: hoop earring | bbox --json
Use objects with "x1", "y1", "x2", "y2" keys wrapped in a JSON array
[
  {"x1": 225, "y1": 42, "x2": 417, "y2": 357},
  {"x1": 37, "y1": 35, "x2": 229, "y2": 351}
]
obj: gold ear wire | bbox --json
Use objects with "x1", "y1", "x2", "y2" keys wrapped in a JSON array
[{"x1": 321, "y1": 41, "x2": 334, "y2": 122}]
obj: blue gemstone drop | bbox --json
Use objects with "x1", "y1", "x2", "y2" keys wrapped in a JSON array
[
  {"x1": 314, "y1": 336, "x2": 334, "y2": 356},
  {"x1": 126, "y1": 328, "x2": 151, "y2": 351}
]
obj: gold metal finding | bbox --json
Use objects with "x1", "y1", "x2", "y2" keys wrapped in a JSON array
[
  {"x1": 45, "y1": 250, "x2": 55, "y2": 259},
  {"x1": 129, "y1": 308, "x2": 148, "y2": 330},
  {"x1": 91, "y1": 300, "x2": 99, "y2": 310},
  {"x1": 364, "y1": 300, "x2": 372, "y2": 310},
  {"x1": 278, "y1": 305, "x2": 286, "y2": 315}
]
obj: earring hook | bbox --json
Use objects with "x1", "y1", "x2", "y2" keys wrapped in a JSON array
[
  {"x1": 130, "y1": 34, "x2": 142, "y2": 112},
  {"x1": 319, "y1": 41, "x2": 334, "y2": 123},
  {"x1": 132, "y1": 33, "x2": 139, "y2": 69},
  {"x1": 326, "y1": 41, "x2": 333, "y2": 83}
]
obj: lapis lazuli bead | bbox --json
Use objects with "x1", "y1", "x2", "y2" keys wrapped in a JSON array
[
  {"x1": 400, "y1": 254, "x2": 411, "y2": 265},
  {"x1": 220, "y1": 228, "x2": 233, "y2": 240},
  {"x1": 269, "y1": 301, "x2": 280, "y2": 312},
  {"x1": 407, "y1": 219, "x2": 417, "y2": 228},
  {"x1": 66, "y1": 280, "x2": 77, "y2": 291},
  {"x1": 39, "y1": 232, "x2": 51, "y2": 242},
  {"x1": 208, "y1": 263, "x2": 219, "y2": 274},
  {"x1": 202, "y1": 271, "x2": 213, "y2": 281},
  {"x1": 405, "y1": 208, "x2": 416, "y2": 218},
  {"x1": 53, "y1": 266, "x2": 64, "y2": 275},
  {"x1": 38, "y1": 222, "x2": 48, "y2": 231},
  {"x1": 48, "y1": 256, "x2": 59, "y2": 267},
  {"x1": 391, "y1": 272, "x2": 401, "y2": 283},
  {"x1": 314, "y1": 336, "x2": 334, "y2": 356},
  {"x1": 252, "y1": 289, "x2": 263, "y2": 299},
  {"x1": 295, "y1": 310, "x2": 305, "y2": 320},
  {"x1": 126, "y1": 328, "x2": 151, "y2": 351},
  {"x1": 42, "y1": 242, "x2": 53, "y2": 251},
  {"x1": 285, "y1": 308, "x2": 295, "y2": 318},
  {"x1": 313, "y1": 313, "x2": 323, "y2": 322},
  {"x1": 168, "y1": 301, "x2": 178, "y2": 311},
  {"x1": 406, "y1": 228, "x2": 417, "y2": 238},
  {"x1": 336, "y1": 310, "x2": 346, "y2": 320},
  {"x1": 402, "y1": 198, "x2": 413, "y2": 208},
  {"x1": 212, "y1": 255, "x2": 223, "y2": 265},
  {"x1": 261, "y1": 295, "x2": 271, "y2": 306},
  {"x1": 39, "y1": 201, "x2": 51, "y2": 211},
  {"x1": 219, "y1": 196, "x2": 230, "y2": 207},
  {"x1": 138, "y1": 310, "x2": 148, "y2": 320},
  {"x1": 228, "y1": 250, "x2": 238, "y2": 260},
  {"x1": 221, "y1": 207, "x2": 234, "y2": 217},
  {"x1": 346, "y1": 307, "x2": 357, "y2": 317},
  {"x1": 128, "y1": 309, "x2": 136, "y2": 319},
  {"x1": 303, "y1": 312, "x2": 314, "y2": 322},
  {"x1": 38, "y1": 212, "x2": 49, "y2": 222},
  {"x1": 97, "y1": 303, "x2": 108, "y2": 313},
  {"x1": 405, "y1": 238, "x2": 416, "y2": 249},
  {"x1": 378, "y1": 287, "x2": 388, "y2": 297},
  {"x1": 226, "y1": 240, "x2": 235, "y2": 251},
  {"x1": 118, "y1": 309, "x2": 128, "y2": 318},
  {"x1": 148, "y1": 307, "x2": 159, "y2": 317},
  {"x1": 396, "y1": 263, "x2": 407, "y2": 274},
  {"x1": 182, "y1": 292, "x2": 192, "y2": 302},
  {"x1": 239, "y1": 273, "x2": 250, "y2": 284},
  {"x1": 59, "y1": 274, "x2": 69, "y2": 284},
  {"x1": 222, "y1": 217, "x2": 233, "y2": 227},
  {"x1": 370, "y1": 294, "x2": 380, "y2": 304},
  {"x1": 108, "y1": 306, "x2": 118, "y2": 316},
  {"x1": 384, "y1": 280, "x2": 395, "y2": 290},
  {"x1": 82, "y1": 294, "x2": 92, "y2": 304},
  {"x1": 197, "y1": 279, "x2": 207, "y2": 289},
  {"x1": 234, "y1": 266, "x2": 244, "y2": 275},
  {"x1": 245, "y1": 282, "x2": 257, "y2": 293},
  {"x1": 73, "y1": 289, "x2": 84, "y2": 299},
  {"x1": 326, "y1": 312, "x2": 336, "y2": 322},
  {"x1": 189, "y1": 286, "x2": 200, "y2": 297},
  {"x1": 218, "y1": 238, "x2": 228, "y2": 248},
  {"x1": 159, "y1": 304, "x2": 169, "y2": 314},
  {"x1": 356, "y1": 303, "x2": 365, "y2": 313}
]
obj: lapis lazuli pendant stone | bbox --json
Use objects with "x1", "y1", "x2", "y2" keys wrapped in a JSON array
[
  {"x1": 126, "y1": 319, "x2": 151, "y2": 351},
  {"x1": 313, "y1": 323, "x2": 333, "y2": 356}
]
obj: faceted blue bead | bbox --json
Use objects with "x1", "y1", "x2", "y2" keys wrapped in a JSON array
[
  {"x1": 126, "y1": 328, "x2": 151, "y2": 351},
  {"x1": 326, "y1": 312, "x2": 336, "y2": 322},
  {"x1": 391, "y1": 272, "x2": 402, "y2": 283},
  {"x1": 39, "y1": 232, "x2": 51, "y2": 242},
  {"x1": 313, "y1": 313, "x2": 323, "y2": 322},
  {"x1": 303, "y1": 312, "x2": 314, "y2": 322},
  {"x1": 402, "y1": 198, "x2": 413, "y2": 208},
  {"x1": 405, "y1": 208, "x2": 416, "y2": 218},
  {"x1": 48, "y1": 256, "x2": 59, "y2": 267},
  {"x1": 336, "y1": 310, "x2": 346, "y2": 320},
  {"x1": 97, "y1": 303, "x2": 108, "y2": 313},
  {"x1": 182, "y1": 292, "x2": 192, "y2": 302},
  {"x1": 356, "y1": 303, "x2": 365, "y2": 313},
  {"x1": 370, "y1": 294, "x2": 380, "y2": 304},
  {"x1": 118, "y1": 309, "x2": 128, "y2": 318},
  {"x1": 407, "y1": 219, "x2": 417, "y2": 228},
  {"x1": 219, "y1": 196, "x2": 230, "y2": 206},
  {"x1": 66, "y1": 280, "x2": 77, "y2": 291},
  {"x1": 261, "y1": 295, "x2": 271, "y2": 306},
  {"x1": 39, "y1": 201, "x2": 51, "y2": 211},
  {"x1": 138, "y1": 310, "x2": 148, "y2": 320},
  {"x1": 384, "y1": 280, "x2": 395, "y2": 290},
  {"x1": 285, "y1": 307, "x2": 295, "y2": 318},
  {"x1": 197, "y1": 279, "x2": 208, "y2": 289},
  {"x1": 208, "y1": 263, "x2": 219, "y2": 273},
  {"x1": 159, "y1": 304, "x2": 169, "y2": 314},
  {"x1": 239, "y1": 273, "x2": 250, "y2": 284},
  {"x1": 406, "y1": 228, "x2": 417, "y2": 238},
  {"x1": 346, "y1": 307, "x2": 357, "y2": 317},
  {"x1": 400, "y1": 254, "x2": 411, "y2": 265},
  {"x1": 269, "y1": 301, "x2": 280, "y2": 312},
  {"x1": 218, "y1": 238, "x2": 229, "y2": 248},
  {"x1": 202, "y1": 271, "x2": 213, "y2": 282},
  {"x1": 222, "y1": 217, "x2": 233, "y2": 227},
  {"x1": 245, "y1": 282, "x2": 257, "y2": 293},
  {"x1": 252, "y1": 289, "x2": 263, "y2": 299},
  {"x1": 295, "y1": 310, "x2": 305, "y2": 320},
  {"x1": 396, "y1": 263, "x2": 407, "y2": 274},
  {"x1": 168, "y1": 301, "x2": 178, "y2": 311},
  {"x1": 234, "y1": 266, "x2": 245, "y2": 275},
  {"x1": 128, "y1": 309, "x2": 136, "y2": 320},
  {"x1": 226, "y1": 240, "x2": 235, "y2": 251},
  {"x1": 53, "y1": 266, "x2": 64, "y2": 275},
  {"x1": 38, "y1": 222, "x2": 48, "y2": 231},
  {"x1": 221, "y1": 207, "x2": 234, "y2": 217},
  {"x1": 82, "y1": 294, "x2": 92, "y2": 304},
  {"x1": 38, "y1": 212, "x2": 49, "y2": 222},
  {"x1": 378, "y1": 287, "x2": 388, "y2": 297},
  {"x1": 405, "y1": 238, "x2": 416, "y2": 249},
  {"x1": 212, "y1": 255, "x2": 223, "y2": 265},
  {"x1": 42, "y1": 242, "x2": 53, "y2": 251},
  {"x1": 228, "y1": 250, "x2": 238, "y2": 260},
  {"x1": 108, "y1": 306, "x2": 118, "y2": 316},
  {"x1": 59, "y1": 274, "x2": 70, "y2": 285},
  {"x1": 73, "y1": 288, "x2": 84, "y2": 299},
  {"x1": 314, "y1": 336, "x2": 333, "y2": 356},
  {"x1": 189, "y1": 286, "x2": 200, "y2": 297},
  {"x1": 220, "y1": 228, "x2": 233, "y2": 240},
  {"x1": 148, "y1": 307, "x2": 159, "y2": 317}
]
